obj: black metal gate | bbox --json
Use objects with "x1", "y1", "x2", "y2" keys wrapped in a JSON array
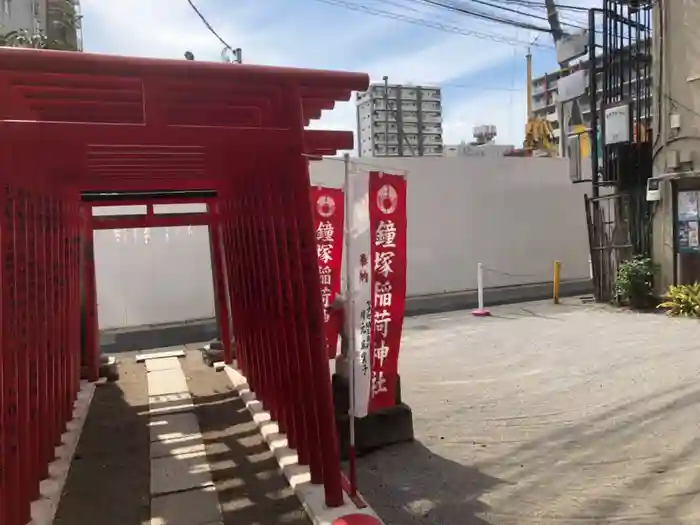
[
  {"x1": 585, "y1": 192, "x2": 635, "y2": 302},
  {"x1": 585, "y1": 1, "x2": 654, "y2": 301}
]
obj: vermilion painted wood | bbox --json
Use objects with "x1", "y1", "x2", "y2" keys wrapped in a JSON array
[
  {"x1": 0, "y1": 48, "x2": 366, "y2": 517},
  {"x1": 250, "y1": 167, "x2": 281, "y2": 425},
  {"x1": 208, "y1": 212, "x2": 233, "y2": 369}
]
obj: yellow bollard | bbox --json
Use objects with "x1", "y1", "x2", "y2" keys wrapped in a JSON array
[{"x1": 553, "y1": 260, "x2": 561, "y2": 304}]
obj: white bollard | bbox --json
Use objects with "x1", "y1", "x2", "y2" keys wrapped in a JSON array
[{"x1": 472, "y1": 262, "x2": 491, "y2": 317}]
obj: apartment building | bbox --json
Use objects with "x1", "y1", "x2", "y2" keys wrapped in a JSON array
[
  {"x1": 1, "y1": 0, "x2": 43, "y2": 33},
  {"x1": 531, "y1": 47, "x2": 652, "y2": 145},
  {"x1": 356, "y1": 83, "x2": 443, "y2": 157},
  {"x1": 0, "y1": 0, "x2": 81, "y2": 50}
]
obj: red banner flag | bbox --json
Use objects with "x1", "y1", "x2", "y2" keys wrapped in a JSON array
[
  {"x1": 367, "y1": 172, "x2": 407, "y2": 413},
  {"x1": 310, "y1": 185, "x2": 345, "y2": 359}
]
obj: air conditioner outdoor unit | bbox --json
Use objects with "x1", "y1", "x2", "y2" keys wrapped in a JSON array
[
  {"x1": 646, "y1": 177, "x2": 661, "y2": 201},
  {"x1": 568, "y1": 135, "x2": 582, "y2": 183}
]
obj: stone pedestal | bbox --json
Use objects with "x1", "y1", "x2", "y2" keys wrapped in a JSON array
[
  {"x1": 201, "y1": 339, "x2": 236, "y2": 366},
  {"x1": 332, "y1": 373, "x2": 414, "y2": 459}
]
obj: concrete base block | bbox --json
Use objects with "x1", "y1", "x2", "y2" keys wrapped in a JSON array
[{"x1": 332, "y1": 374, "x2": 414, "y2": 459}]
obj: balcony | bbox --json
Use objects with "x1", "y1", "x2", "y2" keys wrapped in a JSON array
[
  {"x1": 422, "y1": 113, "x2": 442, "y2": 124},
  {"x1": 421, "y1": 89, "x2": 441, "y2": 101},
  {"x1": 402, "y1": 112, "x2": 419, "y2": 123},
  {"x1": 400, "y1": 88, "x2": 418, "y2": 100}
]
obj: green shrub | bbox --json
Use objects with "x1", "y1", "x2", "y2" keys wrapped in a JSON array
[
  {"x1": 657, "y1": 283, "x2": 700, "y2": 317},
  {"x1": 614, "y1": 255, "x2": 657, "y2": 308}
]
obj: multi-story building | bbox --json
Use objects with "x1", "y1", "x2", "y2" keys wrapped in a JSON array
[
  {"x1": 356, "y1": 83, "x2": 443, "y2": 157},
  {"x1": 1, "y1": 0, "x2": 43, "y2": 33},
  {"x1": 0, "y1": 0, "x2": 81, "y2": 51},
  {"x1": 530, "y1": 46, "x2": 652, "y2": 145}
]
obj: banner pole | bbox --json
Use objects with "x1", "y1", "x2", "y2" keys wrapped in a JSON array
[{"x1": 343, "y1": 153, "x2": 358, "y2": 497}]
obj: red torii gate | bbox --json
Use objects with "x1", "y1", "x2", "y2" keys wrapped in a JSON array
[{"x1": 0, "y1": 47, "x2": 368, "y2": 525}]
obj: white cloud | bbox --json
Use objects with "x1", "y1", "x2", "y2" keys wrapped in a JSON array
[
  {"x1": 78, "y1": 0, "x2": 540, "y2": 153},
  {"x1": 362, "y1": 33, "x2": 521, "y2": 85}
]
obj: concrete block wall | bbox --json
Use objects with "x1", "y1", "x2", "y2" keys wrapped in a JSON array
[{"x1": 95, "y1": 157, "x2": 592, "y2": 333}]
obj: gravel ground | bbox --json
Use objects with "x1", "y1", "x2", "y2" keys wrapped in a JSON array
[
  {"x1": 54, "y1": 358, "x2": 150, "y2": 525},
  {"x1": 181, "y1": 345, "x2": 311, "y2": 525},
  {"x1": 356, "y1": 300, "x2": 700, "y2": 525}
]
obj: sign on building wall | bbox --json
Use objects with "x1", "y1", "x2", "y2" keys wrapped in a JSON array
[
  {"x1": 604, "y1": 103, "x2": 631, "y2": 145},
  {"x1": 677, "y1": 191, "x2": 700, "y2": 253}
]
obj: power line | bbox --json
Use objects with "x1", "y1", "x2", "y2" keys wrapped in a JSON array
[
  {"x1": 186, "y1": 0, "x2": 234, "y2": 52},
  {"x1": 411, "y1": 0, "x2": 555, "y2": 33},
  {"x1": 312, "y1": 0, "x2": 552, "y2": 48}
]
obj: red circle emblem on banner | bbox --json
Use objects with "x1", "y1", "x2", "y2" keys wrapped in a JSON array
[
  {"x1": 376, "y1": 184, "x2": 398, "y2": 214},
  {"x1": 331, "y1": 513, "x2": 382, "y2": 525},
  {"x1": 317, "y1": 194, "x2": 336, "y2": 218}
]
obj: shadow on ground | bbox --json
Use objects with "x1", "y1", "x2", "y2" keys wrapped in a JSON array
[
  {"x1": 54, "y1": 359, "x2": 150, "y2": 525},
  {"x1": 182, "y1": 351, "x2": 312, "y2": 525},
  {"x1": 354, "y1": 440, "x2": 501, "y2": 524}
]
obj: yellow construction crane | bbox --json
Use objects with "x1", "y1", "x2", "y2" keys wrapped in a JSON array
[
  {"x1": 523, "y1": 46, "x2": 558, "y2": 157},
  {"x1": 521, "y1": 0, "x2": 592, "y2": 158}
]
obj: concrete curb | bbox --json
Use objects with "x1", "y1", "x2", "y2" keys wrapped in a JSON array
[
  {"x1": 29, "y1": 380, "x2": 97, "y2": 525},
  {"x1": 101, "y1": 280, "x2": 593, "y2": 354},
  {"x1": 222, "y1": 365, "x2": 384, "y2": 525}
]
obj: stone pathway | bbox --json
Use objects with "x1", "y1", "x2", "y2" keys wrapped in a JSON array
[{"x1": 143, "y1": 350, "x2": 224, "y2": 525}]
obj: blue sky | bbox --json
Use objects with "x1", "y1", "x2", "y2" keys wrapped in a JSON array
[{"x1": 79, "y1": 0, "x2": 596, "y2": 148}]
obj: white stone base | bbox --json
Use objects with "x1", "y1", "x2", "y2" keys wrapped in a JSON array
[
  {"x1": 223, "y1": 365, "x2": 384, "y2": 525},
  {"x1": 28, "y1": 381, "x2": 96, "y2": 525}
]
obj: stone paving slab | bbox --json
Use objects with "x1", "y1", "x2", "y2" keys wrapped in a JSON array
[
  {"x1": 150, "y1": 437, "x2": 207, "y2": 460},
  {"x1": 150, "y1": 448, "x2": 214, "y2": 496},
  {"x1": 150, "y1": 486, "x2": 222, "y2": 525},
  {"x1": 136, "y1": 346, "x2": 186, "y2": 362},
  {"x1": 147, "y1": 369, "x2": 190, "y2": 397},
  {"x1": 149, "y1": 412, "x2": 201, "y2": 443},
  {"x1": 149, "y1": 393, "x2": 195, "y2": 416},
  {"x1": 146, "y1": 357, "x2": 182, "y2": 372}
]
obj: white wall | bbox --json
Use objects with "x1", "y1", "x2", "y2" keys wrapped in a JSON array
[
  {"x1": 94, "y1": 205, "x2": 215, "y2": 329},
  {"x1": 94, "y1": 157, "x2": 591, "y2": 329},
  {"x1": 309, "y1": 156, "x2": 591, "y2": 296}
]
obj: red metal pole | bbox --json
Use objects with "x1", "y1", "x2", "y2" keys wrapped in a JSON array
[
  {"x1": 26, "y1": 190, "x2": 41, "y2": 500},
  {"x1": 207, "y1": 208, "x2": 233, "y2": 365},
  {"x1": 0, "y1": 181, "x2": 5, "y2": 522},
  {"x1": 242, "y1": 176, "x2": 271, "y2": 411},
  {"x1": 265, "y1": 160, "x2": 307, "y2": 456},
  {"x1": 251, "y1": 168, "x2": 284, "y2": 426},
  {"x1": 15, "y1": 187, "x2": 32, "y2": 524},
  {"x1": 232, "y1": 186, "x2": 256, "y2": 389},
  {"x1": 48, "y1": 198, "x2": 59, "y2": 446},
  {"x1": 2, "y1": 183, "x2": 23, "y2": 525},
  {"x1": 219, "y1": 200, "x2": 238, "y2": 367},
  {"x1": 36, "y1": 193, "x2": 50, "y2": 481},
  {"x1": 81, "y1": 207, "x2": 100, "y2": 382},
  {"x1": 286, "y1": 86, "x2": 344, "y2": 506}
]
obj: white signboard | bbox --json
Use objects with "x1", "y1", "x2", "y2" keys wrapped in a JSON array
[
  {"x1": 557, "y1": 69, "x2": 586, "y2": 102},
  {"x1": 604, "y1": 104, "x2": 631, "y2": 145}
]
